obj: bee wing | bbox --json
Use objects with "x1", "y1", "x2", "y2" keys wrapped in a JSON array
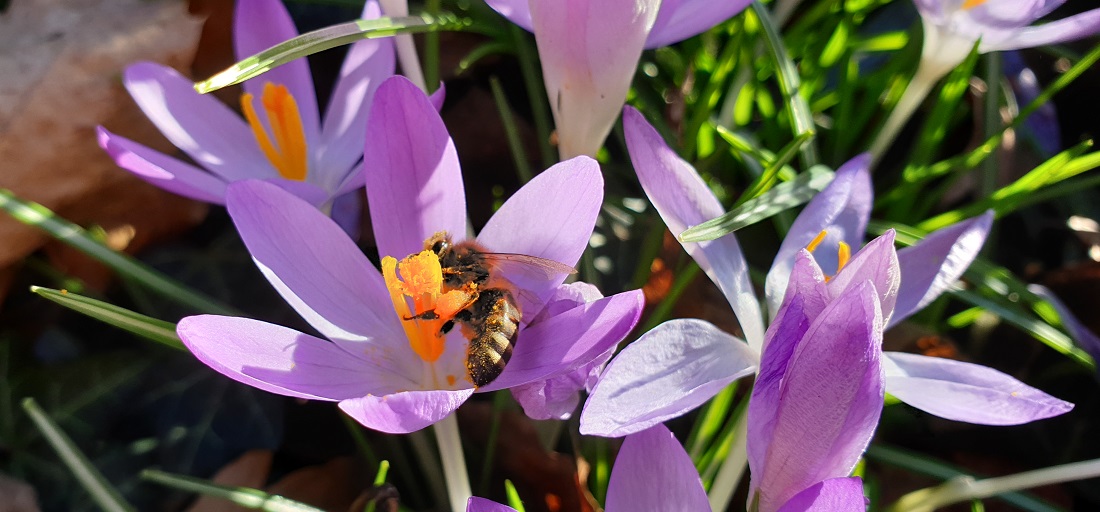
[{"x1": 480, "y1": 253, "x2": 577, "y2": 282}]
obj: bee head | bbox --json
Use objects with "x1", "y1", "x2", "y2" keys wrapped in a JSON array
[{"x1": 425, "y1": 231, "x2": 453, "y2": 257}]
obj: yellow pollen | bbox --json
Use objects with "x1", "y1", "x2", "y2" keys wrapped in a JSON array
[
  {"x1": 446, "y1": 375, "x2": 457, "y2": 386},
  {"x1": 240, "y1": 83, "x2": 309, "y2": 181},
  {"x1": 382, "y1": 250, "x2": 476, "y2": 363},
  {"x1": 806, "y1": 230, "x2": 828, "y2": 252},
  {"x1": 961, "y1": 0, "x2": 987, "y2": 10}
]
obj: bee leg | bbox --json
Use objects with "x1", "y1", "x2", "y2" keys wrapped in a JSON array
[
  {"x1": 440, "y1": 320, "x2": 455, "y2": 335},
  {"x1": 404, "y1": 309, "x2": 440, "y2": 321}
]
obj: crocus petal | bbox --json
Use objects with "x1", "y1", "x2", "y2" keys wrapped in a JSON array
[
  {"x1": 489, "y1": 0, "x2": 749, "y2": 50},
  {"x1": 911, "y1": 0, "x2": 943, "y2": 20},
  {"x1": 480, "y1": 289, "x2": 644, "y2": 392},
  {"x1": 484, "y1": 0, "x2": 533, "y2": 31},
  {"x1": 467, "y1": 497, "x2": 517, "y2": 512},
  {"x1": 316, "y1": 0, "x2": 394, "y2": 190},
  {"x1": 883, "y1": 352, "x2": 1073, "y2": 425},
  {"x1": 827, "y1": 231, "x2": 901, "y2": 324},
  {"x1": 1028, "y1": 284, "x2": 1100, "y2": 363},
  {"x1": 365, "y1": 76, "x2": 466, "y2": 259},
  {"x1": 750, "y1": 281, "x2": 883, "y2": 512},
  {"x1": 581, "y1": 319, "x2": 758, "y2": 437},
  {"x1": 338, "y1": 388, "x2": 475, "y2": 434},
  {"x1": 225, "y1": 181, "x2": 408, "y2": 360},
  {"x1": 645, "y1": 0, "x2": 752, "y2": 48},
  {"x1": 97, "y1": 127, "x2": 227, "y2": 204},
  {"x1": 123, "y1": 63, "x2": 271, "y2": 182},
  {"x1": 892, "y1": 211, "x2": 993, "y2": 326},
  {"x1": 178, "y1": 315, "x2": 413, "y2": 401},
  {"x1": 513, "y1": 343, "x2": 612, "y2": 420},
  {"x1": 766, "y1": 154, "x2": 872, "y2": 317},
  {"x1": 776, "y1": 478, "x2": 867, "y2": 512},
  {"x1": 531, "y1": 0, "x2": 660, "y2": 158},
  {"x1": 477, "y1": 156, "x2": 602, "y2": 301},
  {"x1": 605, "y1": 424, "x2": 710, "y2": 512},
  {"x1": 748, "y1": 261, "x2": 822, "y2": 468},
  {"x1": 233, "y1": 0, "x2": 321, "y2": 144},
  {"x1": 624, "y1": 107, "x2": 766, "y2": 349},
  {"x1": 1004, "y1": 52, "x2": 1061, "y2": 156},
  {"x1": 511, "y1": 283, "x2": 609, "y2": 420},
  {"x1": 980, "y1": 8, "x2": 1100, "y2": 53},
  {"x1": 430, "y1": 82, "x2": 447, "y2": 111}
]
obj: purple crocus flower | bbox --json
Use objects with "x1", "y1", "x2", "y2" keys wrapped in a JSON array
[
  {"x1": 467, "y1": 423, "x2": 710, "y2": 512},
  {"x1": 872, "y1": 0, "x2": 1100, "y2": 157},
  {"x1": 579, "y1": 107, "x2": 1072, "y2": 437},
  {"x1": 484, "y1": 0, "x2": 752, "y2": 159},
  {"x1": 747, "y1": 252, "x2": 883, "y2": 512},
  {"x1": 916, "y1": 0, "x2": 1100, "y2": 61},
  {"x1": 1004, "y1": 51, "x2": 1062, "y2": 156},
  {"x1": 97, "y1": 0, "x2": 394, "y2": 215},
  {"x1": 175, "y1": 77, "x2": 644, "y2": 434}
]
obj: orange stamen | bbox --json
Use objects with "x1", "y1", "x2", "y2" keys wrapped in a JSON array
[
  {"x1": 382, "y1": 250, "x2": 475, "y2": 363},
  {"x1": 806, "y1": 230, "x2": 828, "y2": 252},
  {"x1": 961, "y1": 0, "x2": 987, "y2": 10},
  {"x1": 836, "y1": 242, "x2": 851, "y2": 273},
  {"x1": 240, "y1": 83, "x2": 308, "y2": 181}
]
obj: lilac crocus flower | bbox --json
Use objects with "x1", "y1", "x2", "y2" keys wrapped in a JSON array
[
  {"x1": 484, "y1": 0, "x2": 752, "y2": 159},
  {"x1": 871, "y1": 0, "x2": 1100, "y2": 157},
  {"x1": 917, "y1": 0, "x2": 1100, "y2": 61},
  {"x1": 467, "y1": 423, "x2": 710, "y2": 512},
  {"x1": 580, "y1": 107, "x2": 1072, "y2": 438},
  {"x1": 176, "y1": 77, "x2": 644, "y2": 434},
  {"x1": 98, "y1": 0, "x2": 394, "y2": 215},
  {"x1": 747, "y1": 252, "x2": 883, "y2": 512}
]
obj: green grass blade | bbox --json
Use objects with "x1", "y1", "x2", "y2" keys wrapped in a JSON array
[
  {"x1": 868, "y1": 445, "x2": 1065, "y2": 512},
  {"x1": 679, "y1": 166, "x2": 834, "y2": 242},
  {"x1": 750, "y1": 1, "x2": 818, "y2": 167},
  {"x1": 489, "y1": 75, "x2": 534, "y2": 183},
  {"x1": 0, "y1": 189, "x2": 236, "y2": 315},
  {"x1": 30, "y1": 286, "x2": 184, "y2": 351},
  {"x1": 734, "y1": 131, "x2": 816, "y2": 207},
  {"x1": 871, "y1": 220, "x2": 1095, "y2": 369},
  {"x1": 22, "y1": 397, "x2": 136, "y2": 512},
  {"x1": 918, "y1": 142, "x2": 1099, "y2": 231},
  {"x1": 950, "y1": 289, "x2": 1092, "y2": 369},
  {"x1": 142, "y1": 470, "x2": 324, "y2": 512},
  {"x1": 195, "y1": 14, "x2": 470, "y2": 93}
]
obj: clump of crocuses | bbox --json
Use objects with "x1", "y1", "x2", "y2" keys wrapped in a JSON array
[{"x1": 581, "y1": 106, "x2": 1072, "y2": 439}]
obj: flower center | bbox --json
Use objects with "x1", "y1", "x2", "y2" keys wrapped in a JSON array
[
  {"x1": 240, "y1": 83, "x2": 309, "y2": 181},
  {"x1": 806, "y1": 230, "x2": 850, "y2": 282},
  {"x1": 381, "y1": 250, "x2": 477, "y2": 363},
  {"x1": 961, "y1": 0, "x2": 987, "y2": 9}
]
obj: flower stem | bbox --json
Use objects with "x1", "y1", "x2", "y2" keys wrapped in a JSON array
[
  {"x1": 434, "y1": 413, "x2": 472, "y2": 512},
  {"x1": 868, "y1": 61, "x2": 940, "y2": 163},
  {"x1": 888, "y1": 457, "x2": 1100, "y2": 512},
  {"x1": 707, "y1": 412, "x2": 750, "y2": 512},
  {"x1": 379, "y1": 0, "x2": 427, "y2": 92}
]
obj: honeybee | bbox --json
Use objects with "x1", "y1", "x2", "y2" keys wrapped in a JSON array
[{"x1": 413, "y1": 231, "x2": 576, "y2": 387}]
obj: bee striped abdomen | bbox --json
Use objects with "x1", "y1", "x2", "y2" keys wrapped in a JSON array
[{"x1": 465, "y1": 289, "x2": 521, "y2": 387}]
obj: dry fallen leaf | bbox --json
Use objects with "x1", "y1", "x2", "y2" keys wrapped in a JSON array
[
  {"x1": 459, "y1": 402, "x2": 597, "y2": 512},
  {"x1": 0, "y1": 473, "x2": 40, "y2": 512},
  {"x1": 0, "y1": 0, "x2": 209, "y2": 294},
  {"x1": 187, "y1": 450, "x2": 273, "y2": 512}
]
